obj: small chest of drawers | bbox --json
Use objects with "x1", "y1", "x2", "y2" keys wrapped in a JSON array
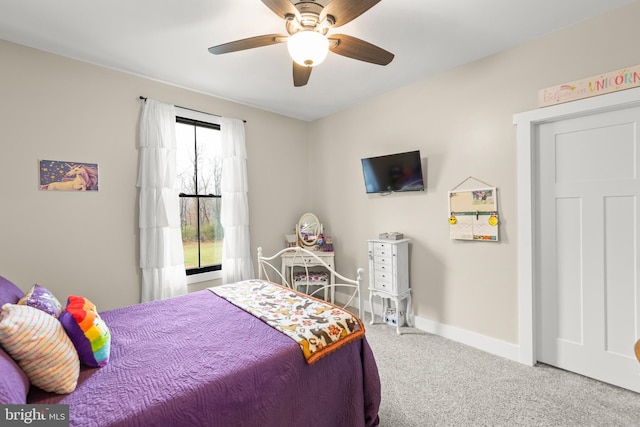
[{"x1": 367, "y1": 238, "x2": 411, "y2": 334}]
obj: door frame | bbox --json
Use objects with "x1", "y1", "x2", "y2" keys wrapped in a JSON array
[{"x1": 513, "y1": 87, "x2": 640, "y2": 366}]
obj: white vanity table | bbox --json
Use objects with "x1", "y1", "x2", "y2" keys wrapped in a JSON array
[
  {"x1": 281, "y1": 212, "x2": 335, "y2": 302},
  {"x1": 280, "y1": 250, "x2": 335, "y2": 302}
]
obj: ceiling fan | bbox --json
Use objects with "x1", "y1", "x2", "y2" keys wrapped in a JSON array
[{"x1": 208, "y1": 0, "x2": 394, "y2": 87}]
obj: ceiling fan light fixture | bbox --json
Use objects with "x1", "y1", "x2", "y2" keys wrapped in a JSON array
[{"x1": 287, "y1": 31, "x2": 329, "y2": 67}]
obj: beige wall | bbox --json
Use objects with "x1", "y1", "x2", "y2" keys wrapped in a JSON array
[
  {"x1": 1, "y1": 1, "x2": 639, "y2": 348},
  {"x1": 308, "y1": 1, "x2": 640, "y2": 345},
  {"x1": 0, "y1": 40, "x2": 309, "y2": 310}
]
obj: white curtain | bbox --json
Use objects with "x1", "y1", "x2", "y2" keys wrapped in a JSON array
[
  {"x1": 137, "y1": 99, "x2": 187, "y2": 302},
  {"x1": 220, "y1": 117, "x2": 254, "y2": 284}
]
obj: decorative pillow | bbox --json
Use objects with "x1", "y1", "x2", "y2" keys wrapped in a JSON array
[
  {"x1": 18, "y1": 284, "x2": 62, "y2": 317},
  {"x1": 60, "y1": 296, "x2": 111, "y2": 368},
  {"x1": 0, "y1": 275, "x2": 23, "y2": 306},
  {"x1": 0, "y1": 276, "x2": 31, "y2": 403},
  {"x1": 0, "y1": 304, "x2": 79, "y2": 394},
  {"x1": 0, "y1": 345, "x2": 30, "y2": 404}
]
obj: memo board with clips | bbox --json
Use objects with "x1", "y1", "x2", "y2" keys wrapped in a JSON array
[{"x1": 448, "y1": 177, "x2": 499, "y2": 241}]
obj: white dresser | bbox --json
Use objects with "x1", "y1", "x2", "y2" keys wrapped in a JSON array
[{"x1": 367, "y1": 238, "x2": 411, "y2": 334}]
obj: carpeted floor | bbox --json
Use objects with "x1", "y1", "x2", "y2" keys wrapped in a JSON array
[{"x1": 363, "y1": 316, "x2": 640, "y2": 427}]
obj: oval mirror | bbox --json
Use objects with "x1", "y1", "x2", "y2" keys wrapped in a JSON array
[{"x1": 297, "y1": 212, "x2": 320, "y2": 247}]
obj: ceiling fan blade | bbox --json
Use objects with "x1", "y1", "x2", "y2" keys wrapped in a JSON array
[
  {"x1": 208, "y1": 34, "x2": 287, "y2": 55},
  {"x1": 262, "y1": 0, "x2": 300, "y2": 19},
  {"x1": 320, "y1": 0, "x2": 381, "y2": 27},
  {"x1": 293, "y1": 62, "x2": 312, "y2": 87},
  {"x1": 329, "y1": 34, "x2": 394, "y2": 65}
]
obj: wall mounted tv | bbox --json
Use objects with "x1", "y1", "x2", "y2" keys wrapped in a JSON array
[{"x1": 361, "y1": 150, "x2": 424, "y2": 194}]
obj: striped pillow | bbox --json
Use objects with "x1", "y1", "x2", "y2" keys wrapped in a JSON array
[{"x1": 0, "y1": 303, "x2": 79, "y2": 394}]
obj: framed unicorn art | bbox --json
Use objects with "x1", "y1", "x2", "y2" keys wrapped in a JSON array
[{"x1": 39, "y1": 160, "x2": 99, "y2": 192}]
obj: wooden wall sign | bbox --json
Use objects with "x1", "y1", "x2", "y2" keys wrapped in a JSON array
[{"x1": 539, "y1": 64, "x2": 640, "y2": 107}]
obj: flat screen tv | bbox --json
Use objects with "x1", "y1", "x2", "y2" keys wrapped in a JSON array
[{"x1": 361, "y1": 150, "x2": 424, "y2": 194}]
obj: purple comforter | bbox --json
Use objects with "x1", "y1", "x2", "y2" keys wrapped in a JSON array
[{"x1": 28, "y1": 290, "x2": 381, "y2": 427}]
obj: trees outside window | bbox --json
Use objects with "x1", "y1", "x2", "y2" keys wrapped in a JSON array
[{"x1": 175, "y1": 117, "x2": 222, "y2": 274}]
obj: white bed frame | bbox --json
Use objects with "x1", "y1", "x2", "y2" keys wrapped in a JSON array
[{"x1": 257, "y1": 246, "x2": 364, "y2": 319}]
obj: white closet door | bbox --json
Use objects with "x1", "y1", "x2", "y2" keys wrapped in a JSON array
[{"x1": 536, "y1": 106, "x2": 640, "y2": 392}]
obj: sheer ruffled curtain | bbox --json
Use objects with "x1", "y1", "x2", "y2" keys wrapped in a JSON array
[
  {"x1": 137, "y1": 99, "x2": 187, "y2": 302},
  {"x1": 220, "y1": 117, "x2": 254, "y2": 284}
]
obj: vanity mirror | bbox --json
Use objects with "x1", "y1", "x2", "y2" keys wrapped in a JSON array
[{"x1": 297, "y1": 212, "x2": 321, "y2": 247}]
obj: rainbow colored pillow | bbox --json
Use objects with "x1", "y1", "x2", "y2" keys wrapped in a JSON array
[{"x1": 59, "y1": 296, "x2": 111, "y2": 368}]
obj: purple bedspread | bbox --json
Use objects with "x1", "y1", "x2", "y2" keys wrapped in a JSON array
[{"x1": 28, "y1": 290, "x2": 381, "y2": 427}]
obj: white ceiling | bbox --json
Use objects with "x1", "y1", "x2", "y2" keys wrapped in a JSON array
[{"x1": 0, "y1": 0, "x2": 634, "y2": 121}]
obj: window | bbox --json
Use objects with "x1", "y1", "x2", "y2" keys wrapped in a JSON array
[{"x1": 175, "y1": 115, "x2": 223, "y2": 276}]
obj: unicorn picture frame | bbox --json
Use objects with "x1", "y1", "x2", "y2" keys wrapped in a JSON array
[{"x1": 39, "y1": 160, "x2": 99, "y2": 191}]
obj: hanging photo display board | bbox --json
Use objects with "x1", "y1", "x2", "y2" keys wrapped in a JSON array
[{"x1": 448, "y1": 177, "x2": 498, "y2": 241}]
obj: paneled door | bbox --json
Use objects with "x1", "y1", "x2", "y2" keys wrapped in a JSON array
[{"x1": 536, "y1": 105, "x2": 640, "y2": 392}]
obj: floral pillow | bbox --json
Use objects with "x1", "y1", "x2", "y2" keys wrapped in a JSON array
[
  {"x1": 18, "y1": 284, "x2": 62, "y2": 318},
  {"x1": 59, "y1": 296, "x2": 111, "y2": 368}
]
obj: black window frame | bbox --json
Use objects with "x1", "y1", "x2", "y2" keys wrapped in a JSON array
[{"x1": 176, "y1": 116, "x2": 222, "y2": 276}]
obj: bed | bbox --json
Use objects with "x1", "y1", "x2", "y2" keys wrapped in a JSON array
[{"x1": 0, "y1": 247, "x2": 381, "y2": 427}]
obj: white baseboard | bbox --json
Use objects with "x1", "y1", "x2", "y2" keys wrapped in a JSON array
[
  {"x1": 363, "y1": 298, "x2": 520, "y2": 363},
  {"x1": 412, "y1": 316, "x2": 520, "y2": 363}
]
